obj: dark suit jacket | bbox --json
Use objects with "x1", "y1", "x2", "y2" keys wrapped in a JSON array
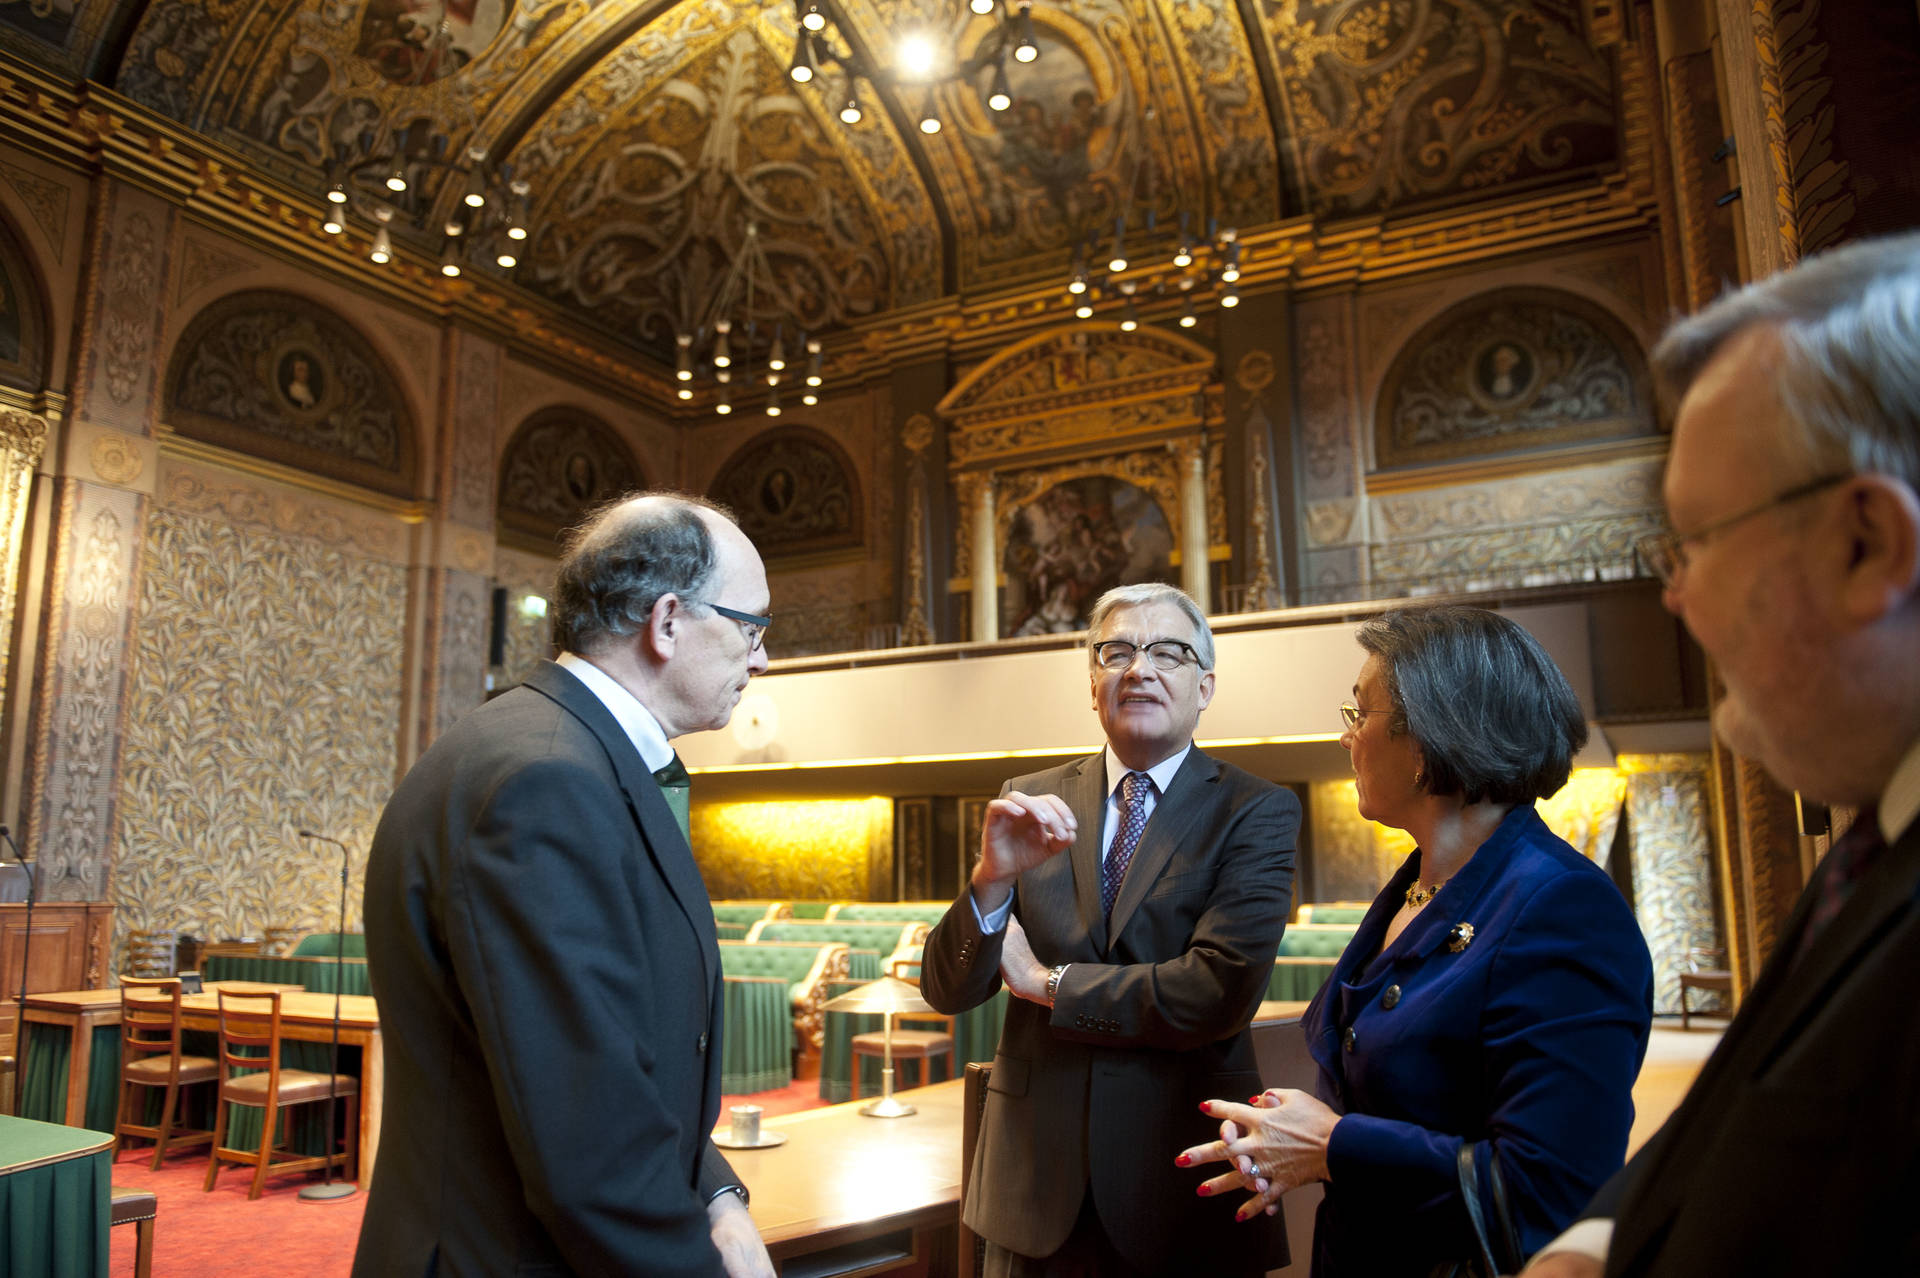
[
  {"x1": 1302, "y1": 805, "x2": 1652, "y2": 1276},
  {"x1": 353, "y1": 662, "x2": 737, "y2": 1278},
  {"x1": 1590, "y1": 815, "x2": 1920, "y2": 1276},
  {"x1": 921, "y1": 748, "x2": 1299, "y2": 1274}
]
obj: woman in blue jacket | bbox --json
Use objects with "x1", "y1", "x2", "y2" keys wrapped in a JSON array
[{"x1": 1181, "y1": 606, "x2": 1653, "y2": 1275}]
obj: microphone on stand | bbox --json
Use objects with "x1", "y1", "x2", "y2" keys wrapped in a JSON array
[
  {"x1": 295, "y1": 828, "x2": 357, "y2": 1201},
  {"x1": 0, "y1": 825, "x2": 36, "y2": 1118}
]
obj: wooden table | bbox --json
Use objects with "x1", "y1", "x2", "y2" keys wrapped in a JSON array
[
  {"x1": 20, "y1": 984, "x2": 383, "y2": 1184},
  {"x1": 728, "y1": 1076, "x2": 967, "y2": 1275}
]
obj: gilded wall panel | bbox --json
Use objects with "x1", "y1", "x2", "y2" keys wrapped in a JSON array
[
  {"x1": 113, "y1": 496, "x2": 405, "y2": 970},
  {"x1": 691, "y1": 798, "x2": 895, "y2": 902},
  {"x1": 448, "y1": 333, "x2": 500, "y2": 530},
  {"x1": 29, "y1": 479, "x2": 144, "y2": 901},
  {"x1": 77, "y1": 185, "x2": 171, "y2": 434},
  {"x1": 1624, "y1": 757, "x2": 1720, "y2": 1015}
]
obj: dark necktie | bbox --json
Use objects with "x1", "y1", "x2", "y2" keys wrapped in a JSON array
[
  {"x1": 1795, "y1": 806, "x2": 1886, "y2": 964},
  {"x1": 652, "y1": 753, "x2": 691, "y2": 844},
  {"x1": 1102, "y1": 771, "x2": 1150, "y2": 919}
]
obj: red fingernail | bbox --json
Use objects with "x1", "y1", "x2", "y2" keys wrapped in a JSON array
[
  {"x1": 1248, "y1": 1095, "x2": 1261, "y2": 1103},
  {"x1": 1196, "y1": 1184, "x2": 1211, "y2": 1196},
  {"x1": 1198, "y1": 1102, "x2": 1211, "y2": 1113},
  {"x1": 1175, "y1": 1154, "x2": 1190, "y2": 1167}
]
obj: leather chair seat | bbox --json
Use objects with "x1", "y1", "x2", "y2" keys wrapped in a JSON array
[
  {"x1": 852, "y1": 1029, "x2": 954, "y2": 1057},
  {"x1": 221, "y1": 1069, "x2": 358, "y2": 1105},
  {"x1": 123, "y1": 1054, "x2": 218, "y2": 1085},
  {"x1": 110, "y1": 1185, "x2": 157, "y2": 1278}
]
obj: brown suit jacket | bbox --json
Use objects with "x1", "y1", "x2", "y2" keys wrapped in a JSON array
[{"x1": 922, "y1": 748, "x2": 1299, "y2": 1273}]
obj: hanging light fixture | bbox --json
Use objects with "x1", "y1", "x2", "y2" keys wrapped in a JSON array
[
  {"x1": 716, "y1": 384, "x2": 733, "y2": 415},
  {"x1": 1074, "y1": 296, "x2": 1095, "y2": 320},
  {"x1": 805, "y1": 338, "x2": 824, "y2": 387},
  {"x1": 800, "y1": 1, "x2": 827, "y2": 32},
  {"x1": 839, "y1": 91, "x2": 863, "y2": 125},
  {"x1": 369, "y1": 209, "x2": 394, "y2": 265},
  {"x1": 1220, "y1": 282, "x2": 1240, "y2": 308},
  {"x1": 1220, "y1": 240, "x2": 1241, "y2": 283},
  {"x1": 1119, "y1": 289, "x2": 1139, "y2": 332},
  {"x1": 439, "y1": 241, "x2": 462, "y2": 277},
  {"x1": 675, "y1": 333, "x2": 694, "y2": 382},
  {"x1": 322, "y1": 206, "x2": 345, "y2": 236},
  {"x1": 970, "y1": 0, "x2": 995, "y2": 13},
  {"x1": 802, "y1": 390, "x2": 819, "y2": 406},
  {"x1": 768, "y1": 327, "x2": 787, "y2": 372},
  {"x1": 1013, "y1": 3, "x2": 1039, "y2": 62},
  {"x1": 766, "y1": 383, "x2": 783, "y2": 417},
  {"x1": 987, "y1": 58, "x2": 1012, "y2": 112},
  {"x1": 1179, "y1": 292, "x2": 1197, "y2": 327},
  {"x1": 789, "y1": 34, "x2": 818, "y2": 83}
]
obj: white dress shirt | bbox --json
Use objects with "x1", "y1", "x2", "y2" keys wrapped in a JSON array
[{"x1": 554, "y1": 652, "x2": 675, "y2": 774}]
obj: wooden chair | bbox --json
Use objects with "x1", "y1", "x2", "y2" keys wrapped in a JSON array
[
  {"x1": 959, "y1": 1062, "x2": 992, "y2": 1278},
  {"x1": 109, "y1": 1186, "x2": 157, "y2": 1278},
  {"x1": 1679, "y1": 946, "x2": 1733, "y2": 1029},
  {"x1": 851, "y1": 956, "x2": 955, "y2": 1097},
  {"x1": 113, "y1": 976, "x2": 218, "y2": 1169},
  {"x1": 204, "y1": 989, "x2": 359, "y2": 1199},
  {"x1": 124, "y1": 929, "x2": 175, "y2": 979}
]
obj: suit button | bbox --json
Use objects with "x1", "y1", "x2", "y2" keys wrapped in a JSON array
[
  {"x1": 1382, "y1": 985, "x2": 1402, "y2": 1010},
  {"x1": 1342, "y1": 1026, "x2": 1356, "y2": 1053},
  {"x1": 698, "y1": 1032, "x2": 709, "y2": 1054},
  {"x1": 1076, "y1": 1015, "x2": 1087, "y2": 1027}
]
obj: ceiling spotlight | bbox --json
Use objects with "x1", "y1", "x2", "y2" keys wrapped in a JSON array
[
  {"x1": 789, "y1": 35, "x2": 817, "y2": 83},
  {"x1": 987, "y1": 59, "x2": 1012, "y2": 113},
  {"x1": 1107, "y1": 219, "x2": 1128, "y2": 274},
  {"x1": 899, "y1": 33, "x2": 938, "y2": 78},
  {"x1": 1074, "y1": 299, "x2": 1095, "y2": 320},
  {"x1": 1179, "y1": 295, "x2": 1197, "y2": 327},
  {"x1": 1220, "y1": 242, "x2": 1242, "y2": 283},
  {"x1": 802, "y1": 391, "x2": 819, "y2": 406},
  {"x1": 970, "y1": 0, "x2": 995, "y2": 12},
  {"x1": 495, "y1": 250, "x2": 518, "y2": 268},
  {"x1": 1013, "y1": 3, "x2": 1038, "y2": 62},
  {"x1": 713, "y1": 320, "x2": 732, "y2": 369},
  {"x1": 439, "y1": 249, "x2": 461, "y2": 278},
  {"x1": 385, "y1": 166, "x2": 407, "y2": 194},
  {"x1": 676, "y1": 333, "x2": 694, "y2": 382},
  {"x1": 769, "y1": 328, "x2": 787, "y2": 372},
  {"x1": 676, "y1": 385, "x2": 694, "y2": 401},
  {"x1": 716, "y1": 389, "x2": 733, "y2": 415},
  {"x1": 506, "y1": 220, "x2": 527, "y2": 242},
  {"x1": 462, "y1": 168, "x2": 487, "y2": 208},
  {"x1": 766, "y1": 385, "x2": 783, "y2": 417},
  {"x1": 443, "y1": 218, "x2": 464, "y2": 237},
  {"x1": 1119, "y1": 299, "x2": 1139, "y2": 332},
  {"x1": 839, "y1": 92, "x2": 863, "y2": 125},
  {"x1": 370, "y1": 224, "x2": 393, "y2": 265},
  {"x1": 322, "y1": 209, "x2": 344, "y2": 235},
  {"x1": 326, "y1": 182, "x2": 348, "y2": 206},
  {"x1": 1220, "y1": 283, "x2": 1240, "y2": 308},
  {"x1": 800, "y1": 1, "x2": 826, "y2": 32},
  {"x1": 919, "y1": 112, "x2": 942, "y2": 135}
]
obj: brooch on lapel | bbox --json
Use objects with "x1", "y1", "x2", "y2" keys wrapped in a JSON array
[{"x1": 1446, "y1": 923, "x2": 1475, "y2": 953}]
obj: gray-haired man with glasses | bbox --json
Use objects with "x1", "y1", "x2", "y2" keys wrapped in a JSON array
[
  {"x1": 923, "y1": 582, "x2": 1300, "y2": 1278},
  {"x1": 358, "y1": 493, "x2": 775, "y2": 1278},
  {"x1": 1528, "y1": 234, "x2": 1920, "y2": 1277}
]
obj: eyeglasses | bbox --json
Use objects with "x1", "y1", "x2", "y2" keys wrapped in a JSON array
[
  {"x1": 707, "y1": 603, "x2": 771, "y2": 652},
  {"x1": 1339, "y1": 703, "x2": 1393, "y2": 731},
  {"x1": 1093, "y1": 639, "x2": 1200, "y2": 672},
  {"x1": 1636, "y1": 472, "x2": 1852, "y2": 587}
]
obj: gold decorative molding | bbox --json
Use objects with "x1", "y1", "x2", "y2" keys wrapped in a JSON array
[
  {"x1": 0, "y1": 407, "x2": 49, "y2": 712},
  {"x1": 1365, "y1": 436, "x2": 1667, "y2": 495}
]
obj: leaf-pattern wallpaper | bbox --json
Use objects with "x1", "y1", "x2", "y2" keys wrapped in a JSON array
[{"x1": 113, "y1": 503, "x2": 405, "y2": 967}]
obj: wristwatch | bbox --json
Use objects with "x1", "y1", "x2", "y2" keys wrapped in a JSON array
[{"x1": 1045, "y1": 964, "x2": 1069, "y2": 1005}]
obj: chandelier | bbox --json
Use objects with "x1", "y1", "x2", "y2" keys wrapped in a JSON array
[
  {"x1": 673, "y1": 222, "x2": 826, "y2": 418},
  {"x1": 314, "y1": 8, "x2": 527, "y2": 279}
]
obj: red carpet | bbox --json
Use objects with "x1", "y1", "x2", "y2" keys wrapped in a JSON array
[{"x1": 106, "y1": 1081, "x2": 828, "y2": 1276}]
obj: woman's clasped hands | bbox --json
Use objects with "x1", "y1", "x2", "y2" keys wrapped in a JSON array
[{"x1": 1175, "y1": 1088, "x2": 1341, "y2": 1222}]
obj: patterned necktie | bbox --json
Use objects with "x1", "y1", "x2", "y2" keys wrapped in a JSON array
[
  {"x1": 652, "y1": 753, "x2": 691, "y2": 844},
  {"x1": 1102, "y1": 771, "x2": 1150, "y2": 919},
  {"x1": 1795, "y1": 806, "x2": 1886, "y2": 964}
]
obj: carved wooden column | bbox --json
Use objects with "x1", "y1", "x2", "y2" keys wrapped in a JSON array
[
  {"x1": 1176, "y1": 438, "x2": 1210, "y2": 612},
  {"x1": 965, "y1": 472, "x2": 997, "y2": 643}
]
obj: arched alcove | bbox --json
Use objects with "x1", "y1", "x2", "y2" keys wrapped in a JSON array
[
  {"x1": 164, "y1": 289, "x2": 420, "y2": 497},
  {"x1": 495, "y1": 406, "x2": 646, "y2": 552},
  {"x1": 708, "y1": 426, "x2": 862, "y2": 561}
]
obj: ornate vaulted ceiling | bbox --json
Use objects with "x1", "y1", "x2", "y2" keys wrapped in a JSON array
[{"x1": 0, "y1": 0, "x2": 1624, "y2": 372}]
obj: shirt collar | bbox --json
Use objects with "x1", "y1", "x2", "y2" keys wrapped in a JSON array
[
  {"x1": 555, "y1": 652, "x2": 676, "y2": 774},
  {"x1": 1879, "y1": 734, "x2": 1920, "y2": 845},
  {"x1": 1103, "y1": 742, "x2": 1191, "y2": 799}
]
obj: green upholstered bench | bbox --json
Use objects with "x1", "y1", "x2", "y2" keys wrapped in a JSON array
[
  {"x1": 711, "y1": 902, "x2": 792, "y2": 927},
  {"x1": 745, "y1": 919, "x2": 930, "y2": 960},
  {"x1": 825, "y1": 902, "x2": 955, "y2": 925},
  {"x1": 1297, "y1": 903, "x2": 1372, "y2": 925},
  {"x1": 1278, "y1": 925, "x2": 1359, "y2": 959},
  {"x1": 290, "y1": 932, "x2": 367, "y2": 958},
  {"x1": 718, "y1": 940, "x2": 852, "y2": 1074},
  {"x1": 1267, "y1": 958, "x2": 1339, "y2": 1001}
]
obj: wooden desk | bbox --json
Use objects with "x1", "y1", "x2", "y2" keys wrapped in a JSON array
[
  {"x1": 20, "y1": 985, "x2": 382, "y2": 1185},
  {"x1": 731, "y1": 1077, "x2": 966, "y2": 1275}
]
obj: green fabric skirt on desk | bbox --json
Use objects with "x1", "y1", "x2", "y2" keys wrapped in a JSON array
[
  {"x1": 0, "y1": 1115, "x2": 110, "y2": 1278},
  {"x1": 720, "y1": 977, "x2": 792, "y2": 1095}
]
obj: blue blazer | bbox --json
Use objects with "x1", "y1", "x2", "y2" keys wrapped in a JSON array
[{"x1": 1301, "y1": 804, "x2": 1652, "y2": 1276}]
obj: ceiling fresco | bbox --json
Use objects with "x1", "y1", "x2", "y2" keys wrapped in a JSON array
[{"x1": 0, "y1": 0, "x2": 1625, "y2": 364}]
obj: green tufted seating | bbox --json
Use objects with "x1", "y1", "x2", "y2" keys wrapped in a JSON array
[
  {"x1": 718, "y1": 940, "x2": 852, "y2": 1079},
  {"x1": 1266, "y1": 924, "x2": 1360, "y2": 1001},
  {"x1": 825, "y1": 902, "x2": 954, "y2": 926},
  {"x1": 745, "y1": 919, "x2": 930, "y2": 959},
  {"x1": 1278, "y1": 925, "x2": 1359, "y2": 959},
  {"x1": 787, "y1": 902, "x2": 832, "y2": 919},
  {"x1": 290, "y1": 932, "x2": 367, "y2": 958},
  {"x1": 711, "y1": 902, "x2": 792, "y2": 927},
  {"x1": 1297, "y1": 903, "x2": 1372, "y2": 925}
]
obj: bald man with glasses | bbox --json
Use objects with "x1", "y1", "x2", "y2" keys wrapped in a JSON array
[{"x1": 923, "y1": 582, "x2": 1300, "y2": 1278}]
